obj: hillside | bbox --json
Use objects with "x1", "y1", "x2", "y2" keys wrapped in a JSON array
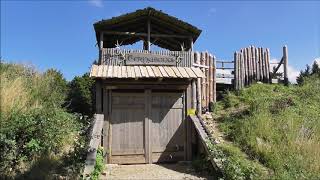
[{"x1": 205, "y1": 75, "x2": 320, "y2": 179}]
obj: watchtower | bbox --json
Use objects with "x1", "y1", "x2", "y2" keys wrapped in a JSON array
[{"x1": 90, "y1": 7, "x2": 205, "y2": 164}]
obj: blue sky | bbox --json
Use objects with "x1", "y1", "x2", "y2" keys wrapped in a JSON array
[{"x1": 1, "y1": 1, "x2": 319, "y2": 81}]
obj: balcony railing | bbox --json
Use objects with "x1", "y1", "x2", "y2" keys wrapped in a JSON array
[{"x1": 99, "y1": 48, "x2": 194, "y2": 67}]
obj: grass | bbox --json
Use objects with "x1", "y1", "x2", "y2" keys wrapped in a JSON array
[
  {"x1": 214, "y1": 76, "x2": 320, "y2": 179},
  {"x1": 90, "y1": 147, "x2": 105, "y2": 180}
]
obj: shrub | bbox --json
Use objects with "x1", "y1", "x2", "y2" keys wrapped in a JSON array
[
  {"x1": 0, "y1": 63, "x2": 81, "y2": 177},
  {"x1": 67, "y1": 73, "x2": 95, "y2": 117}
]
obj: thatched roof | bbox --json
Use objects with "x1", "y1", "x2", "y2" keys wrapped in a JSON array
[{"x1": 94, "y1": 7, "x2": 202, "y2": 51}]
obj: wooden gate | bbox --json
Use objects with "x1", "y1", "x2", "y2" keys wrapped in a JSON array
[
  {"x1": 107, "y1": 90, "x2": 185, "y2": 164},
  {"x1": 110, "y1": 93, "x2": 146, "y2": 164},
  {"x1": 151, "y1": 92, "x2": 185, "y2": 162}
]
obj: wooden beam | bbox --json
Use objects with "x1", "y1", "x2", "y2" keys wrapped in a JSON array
[
  {"x1": 102, "y1": 30, "x2": 192, "y2": 39},
  {"x1": 283, "y1": 45, "x2": 289, "y2": 85},
  {"x1": 144, "y1": 89, "x2": 152, "y2": 164},
  {"x1": 147, "y1": 18, "x2": 151, "y2": 51}
]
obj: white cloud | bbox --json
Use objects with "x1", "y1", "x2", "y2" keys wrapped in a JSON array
[
  {"x1": 88, "y1": 0, "x2": 103, "y2": 8},
  {"x1": 270, "y1": 58, "x2": 300, "y2": 84}
]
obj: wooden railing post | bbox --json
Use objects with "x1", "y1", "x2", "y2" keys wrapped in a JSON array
[{"x1": 283, "y1": 45, "x2": 289, "y2": 85}]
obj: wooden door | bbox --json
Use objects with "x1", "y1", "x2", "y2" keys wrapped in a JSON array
[
  {"x1": 151, "y1": 92, "x2": 185, "y2": 162},
  {"x1": 110, "y1": 93, "x2": 146, "y2": 164}
]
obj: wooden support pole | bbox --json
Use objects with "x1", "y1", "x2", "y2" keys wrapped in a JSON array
[
  {"x1": 192, "y1": 79, "x2": 196, "y2": 110},
  {"x1": 240, "y1": 51, "x2": 244, "y2": 89},
  {"x1": 190, "y1": 38, "x2": 194, "y2": 52},
  {"x1": 234, "y1": 52, "x2": 238, "y2": 90},
  {"x1": 209, "y1": 54, "x2": 213, "y2": 103},
  {"x1": 251, "y1": 46, "x2": 256, "y2": 81},
  {"x1": 144, "y1": 89, "x2": 152, "y2": 164},
  {"x1": 255, "y1": 48, "x2": 260, "y2": 81},
  {"x1": 95, "y1": 80, "x2": 102, "y2": 114},
  {"x1": 283, "y1": 45, "x2": 289, "y2": 85},
  {"x1": 259, "y1": 47, "x2": 264, "y2": 81},
  {"x1": 195, "y1": 52, "x2": 202, "y2": 115},
  {"x1": 206, "y1": 53, "x2": 210, "y2": 106},
  {"x1": 201, "y1": 52, "x2": 206, "y2": 109},
  {"x1": 266, "y1": 48, "x2": 271, "y2": 83},
  {"x1": 212, "y1": 55, "x2": 216, "y2": 102},
  {"x1": 147, "y1": 19, "x2": 151, "y2": 51},
  {"x1": 247, "y1": 47, "x2": 252, "y2": 84}
]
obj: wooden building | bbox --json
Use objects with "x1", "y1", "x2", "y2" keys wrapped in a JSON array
[{"x1": 89, "y1": 7, "x2": 205, "y2": 164}]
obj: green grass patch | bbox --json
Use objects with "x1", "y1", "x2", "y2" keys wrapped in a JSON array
[{"x1": 215, "y1": 76, "x2": 320, "y2": 179}]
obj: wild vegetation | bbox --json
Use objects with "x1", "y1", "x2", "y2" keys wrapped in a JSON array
[
  {"x1": 0, "y1": 62, "x2": 95, "y2": 179},
  {"x1": 212, "y1": 64, "x2": 320, "y2": 179}
]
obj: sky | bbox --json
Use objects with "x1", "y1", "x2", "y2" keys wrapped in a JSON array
[{"x1": 1, "y1": 0, "x2": 319, "y2": 82}]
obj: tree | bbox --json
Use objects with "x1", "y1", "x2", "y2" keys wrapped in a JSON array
[
  {"x1": 296, "y1": 64, "x2": 311, "y2": 85},
  {"x1": 67, "y1": 73, "x2": 95, "y2": 117},
  {"x1": 311, "y1": 61, "x2": 320, "y2": 75}
]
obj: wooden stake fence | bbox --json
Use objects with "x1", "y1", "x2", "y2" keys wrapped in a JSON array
[
  {"x1": 234, "y1": 45, "x2": 289, "y2": 90},
  {"x1": 193, "y1": 51, "x2": 216, "y2": 114}
]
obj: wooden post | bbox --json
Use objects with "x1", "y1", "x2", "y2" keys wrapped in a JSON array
[
  {"x1": 255, "y1": 48, "x2": 260, "y2": 81},
  {"x1": 192, "y1": 79, "x2": 196, "y2": 109},
  {"x1": 266, "y1": 48, "x2": 271, "y2": 83},
  {"x1": 241, "y1": 49, "x2": 248, "y2": 85},
  {"x1": 95, "y1": 80, "x2": 102, "y2": 114},
  {"x1": 212, "y1": 55, "x2": 216, "y2": 102},
  {"x1": 206, "y1": 52, "x2": 210, "y2": 107},
  {"x1": 195, "y1": 52, "x2": 202, "y2": 115},
  {"x1": 190, "y1": 38, "x2": 194, "y2": 52},
  {"x1": 234, "y1": 52, "x2": 238, "y2": 90},
  {"x1": 209, "y1": 54, "x2": 213, "y2": 103},
  {"x1": 201, "y1": 52, "x2": 206, "y2": 109},
  {"x1": 144, "y1": 89, "x2": 152, "y2": 164},
  {"x1": 283, "y1": 45, "x2": 289, "y2": 85},
  {"x1": 259, "y1": 47, "x2": 264, "y2": 81},
  {"x1": 240, "y1": 51, "x2": 245, "y2": 88},
  {"x1": 247, "y1": 47, "x2": 252, "y2": 84},
  {"x1": 147, "y1": 19, "x2": 151, "y2": 51},
  {"x1": 251, "y1": 46, "x2": 256, "y2": 81}
]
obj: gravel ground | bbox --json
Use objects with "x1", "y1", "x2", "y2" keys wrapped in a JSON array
[{"x1": 102, "y1": 162, "x2": 214, "y2": 180}]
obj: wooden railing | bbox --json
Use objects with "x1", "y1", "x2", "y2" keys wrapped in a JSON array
[{"x1": 99, "y1": 48, "x2": 194, "y2": 67}]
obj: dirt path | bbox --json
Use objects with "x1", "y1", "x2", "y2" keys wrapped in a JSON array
[{"x1": 102, "y1": 162, "x2": 213, "y2": 180}]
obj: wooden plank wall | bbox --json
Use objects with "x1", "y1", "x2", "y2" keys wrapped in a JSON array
[
  {"x1": 100, "y1": 48, "x2": 193, "y2": 67},
  {"x1": 193, "y1": 51, "x2": 216, "y2": 114},
  {"x1": 234, "y1": 46, "x2": 271, "y2": 90}
]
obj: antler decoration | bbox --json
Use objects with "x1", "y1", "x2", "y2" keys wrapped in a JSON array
[
  {"x1": 180, "y1": 42, "x2": 185, "y2": 51},
  {"x1": 115, "y1": 40, "x2": 123, "y2": 49}
]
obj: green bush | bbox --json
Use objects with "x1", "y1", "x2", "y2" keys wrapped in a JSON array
[{"x1": 0, "y1": 63, "x2": 82, "y2": 177}]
